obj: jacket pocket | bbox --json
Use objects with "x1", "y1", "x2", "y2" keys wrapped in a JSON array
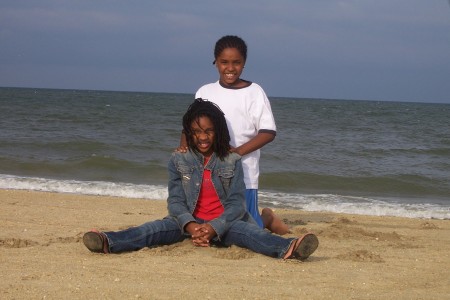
[
  {"x1": 176, "y1": 163, "x2": 194, "y2": 193},
  {"x1": 217, "y1": 167, "x2": 235, "y2": 196}
]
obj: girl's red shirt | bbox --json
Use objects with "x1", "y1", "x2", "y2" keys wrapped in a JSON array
[{"x1": 193, "y1": 157, "x2": 224, "y2": 220}]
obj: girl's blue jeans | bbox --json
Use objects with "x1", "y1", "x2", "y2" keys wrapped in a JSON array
[{"x1": 105, "y1": 217, "x2": 294, "y2": 259}]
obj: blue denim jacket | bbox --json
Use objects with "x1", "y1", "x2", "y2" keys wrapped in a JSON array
[{"x1": 167, "y1": 149, "x2": 251, "y2": 238}]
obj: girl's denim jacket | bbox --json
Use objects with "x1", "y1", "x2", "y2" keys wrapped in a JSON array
[{"x1": 167, "y1": 149, "x2": 251, "y2": 239}]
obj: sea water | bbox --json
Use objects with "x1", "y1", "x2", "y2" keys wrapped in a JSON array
[{"x1": 0, "y1": 87, "x2": 449, "y2": 219}]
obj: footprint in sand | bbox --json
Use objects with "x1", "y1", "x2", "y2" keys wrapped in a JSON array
[
  {"x1": 144, "y1": 240, "x2": 194, "y2": 257},
  {"x1": 320, "y1": 223, "x2": 404, "y2": 242},
  {"x1": 419, "y1": 221, "x2": 439, "y2": 230},
  {"x1": 0, "y1": 238, "x2": 39, "y2": 248},
  {"x1": 336, "y1": 249, "x2": 384, "y2": 263},
  {"x1": 213, "y1": 246, "x2": 255, "y2": 260}
]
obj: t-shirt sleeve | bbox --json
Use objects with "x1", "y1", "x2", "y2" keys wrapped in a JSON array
[{"x1": 251, "y1": 85, "x2": 277, "y2": 132}]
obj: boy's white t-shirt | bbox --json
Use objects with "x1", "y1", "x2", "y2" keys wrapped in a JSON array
[{"x1": 195, "y1": 81, "x2": 276, "y2": 189}]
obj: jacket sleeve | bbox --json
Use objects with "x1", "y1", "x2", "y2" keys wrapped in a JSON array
[
  {"x1": 209, "y1": 157, "x2": 247, "y2": 238},
  {"x1": 167, "y1": 154, "x2": 196, "y2": 232}
]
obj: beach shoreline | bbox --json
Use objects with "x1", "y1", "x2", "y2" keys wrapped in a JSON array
[{"x1": 1, "y1": 189, "x2": 449, "y2": 299}]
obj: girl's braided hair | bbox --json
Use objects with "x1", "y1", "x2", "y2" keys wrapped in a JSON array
[
  {"x1": 213, "y1": 35, "x2": 247, "y2": 64},
  {"x1": 182, "y1": 98, "x2": 231, "y2": 160}
]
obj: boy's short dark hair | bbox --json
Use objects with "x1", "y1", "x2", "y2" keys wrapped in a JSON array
[{"x1": 213, "y1": 35, "x2": 247, "y2": 64}]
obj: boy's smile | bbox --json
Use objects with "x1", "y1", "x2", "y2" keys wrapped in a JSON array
[
  {"x1": 215, "y1": 48, "x2": 245, "y2": 87},
  {"x1": 190, "y1": 116, "x2": 215, "y2": 158}
]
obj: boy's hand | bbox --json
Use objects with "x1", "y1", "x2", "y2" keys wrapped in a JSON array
[
  {"x1": 175, "y1": 146, "x2": 188, "y2": 153},
  {"x1": 229, "y1": 147, "x2": 240, "y2": 156},
  {"x1": 176, "y1": 132, "x2": 188, "y2": 153}
]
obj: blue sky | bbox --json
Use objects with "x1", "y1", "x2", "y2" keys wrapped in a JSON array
[{"x1": 1, "y1": 0, "x2": 450, "y2": 103}]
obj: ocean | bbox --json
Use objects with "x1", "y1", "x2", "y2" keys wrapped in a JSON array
[{"x1": 1, "y1": 87, "x2": 449, "y2": 219}]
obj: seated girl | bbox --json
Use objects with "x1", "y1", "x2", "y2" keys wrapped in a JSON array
[{"x1": 83, "y1": 98, "x2": 318, "y2": 260}]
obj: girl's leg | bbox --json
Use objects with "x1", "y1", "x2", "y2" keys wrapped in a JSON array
[
  {"x1": 282, "y1": 233, "x2": 319, "y2": 261},
  {"x1": 221, "y1": 220, "x2": 293, "y2": 258},
  {"x1": 104, "y1": 217, "x2": 184, "y2": 253},
  {"x1": 221, "y1": 220, "x2": 318, "y2": 260},
  {"x1": 245, "y1": 189, "x2": 263, "y2": 228}
]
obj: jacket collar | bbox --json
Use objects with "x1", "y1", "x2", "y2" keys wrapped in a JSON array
[{"x1": 190, "y1": 149, "x2": 217, "y2": 169}]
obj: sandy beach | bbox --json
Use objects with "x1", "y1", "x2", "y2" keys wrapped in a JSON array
[{"x1": 1, "y1": 189, "x2": 449, "y2": 299}]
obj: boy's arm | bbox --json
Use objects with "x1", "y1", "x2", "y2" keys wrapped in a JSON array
[
  {"x1": 232, "y1": 131, "x2": 275, "y2": 156},
  {"x1": 177, "y1": 131, "x2": 188, "y2": 152}
]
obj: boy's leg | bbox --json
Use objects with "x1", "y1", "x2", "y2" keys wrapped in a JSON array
[
  {"x1": 261, "y1": 207, "x2": 291, "y2": 235},
  {"x1": 245, "y1": 189, "x2": 264, "y2": 228},
  {"x1": 103, "y1": 217, "x2": 184, "y2": 253}
]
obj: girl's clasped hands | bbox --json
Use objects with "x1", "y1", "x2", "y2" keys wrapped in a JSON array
[{"x1": 185, "y1": 222, "x2": 216, "y2": 247}]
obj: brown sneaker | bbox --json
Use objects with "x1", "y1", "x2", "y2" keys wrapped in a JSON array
[
  {"x1": 83, "y1": 230, "x2": 109, "y2": 254},
  {"x1": 284, "y1": 233, "x2": 319, "y2": 261}
]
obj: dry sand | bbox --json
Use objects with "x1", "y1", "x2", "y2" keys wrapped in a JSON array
[{"x1": 1, "y1": 189, "x2": 449, "y2": 299}]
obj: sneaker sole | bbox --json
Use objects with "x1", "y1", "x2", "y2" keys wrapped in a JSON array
[
  {"x1": 83, "y1": 231, "x2": 107, "y2": 253},
  {"x1": 294, "y1": 233, "x2": 319, "y2": 261}
]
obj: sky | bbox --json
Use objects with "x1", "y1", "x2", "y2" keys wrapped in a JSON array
[{"x1": 1, "y1": 0, "x2": 450, "y2": 103}]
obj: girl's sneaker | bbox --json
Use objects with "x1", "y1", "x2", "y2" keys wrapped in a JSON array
[{"x1": 83, "y1": 230, "x2": 109, "y2": 254}]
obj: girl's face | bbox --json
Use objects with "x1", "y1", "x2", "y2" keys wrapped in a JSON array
[
  {"x1": 215, "y1": 47, "x2": 245, "y2": 87},
  {"x1": 190, "y1": 116, "x2": 215, "y2": 158}
]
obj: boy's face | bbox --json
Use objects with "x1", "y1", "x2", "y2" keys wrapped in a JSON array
[
  {"x1": 215, "y1": 47, "x2": 245, "y2": 87},
  {"x1": 190, "y1": 116, "x2": 215, "y2": 158}
]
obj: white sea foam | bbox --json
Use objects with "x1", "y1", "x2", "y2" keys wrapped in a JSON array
[
  {"x1": 1, "y1": 174, "x2": 449, "y2": 220},
  {"x1": 0, "y1": 174, "x2": 168, "y2": 200},
  {"x1": 259, "y1": 191, "x2": 450, "y2": 220}
]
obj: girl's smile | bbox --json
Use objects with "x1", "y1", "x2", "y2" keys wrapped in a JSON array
[{"x1": 190, "y1": 116, "x2": 215, "y2": 158}]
